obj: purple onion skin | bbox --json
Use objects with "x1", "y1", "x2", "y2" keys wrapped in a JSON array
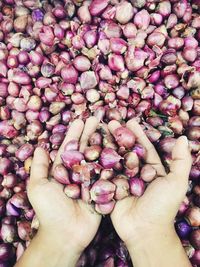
[
  {"x1": 100, "y1": 148, "x2": 121, "y2": 169},
  {"x1": 64, "y1": 140, "x2": 79, "y2": 152},
  {"x1": 0, "y1": 158, "x2": 13, "y2": 176},
  {"x1": 87, "y1": 247, "x2": 97, "y2": 266},
  {"x1": 95, "y1": 201, "x2": 115, "y2": 215},
  {"x1": 0, "y1": 198, "x2": 6, "y2": 217},
  {"x1": 116, "y1": 259, "x2": 129, "y2": 267},
  {"x1": 0, "y1": 243, "x2": 14, "y2": 262},
  {"x1": 2, "y1": 216, "x2": 17, "y2": 225},
  {"x1": 64, "y1": 184, "x2": 81, "y2": 199},
  {"x1": 194, "y1": 195, "x2": 200, "y2": 208},
  {"x1": 17, "y1": 221, "x2": 33, "y2": 241},
  {"x1": 90, "y1": 180, "x2": 116, "y2": 204},
  {"x1": 61, "y1": 151, "x2": 84, "y2": 169},
  {"x1": 113, "y1": 127, "x2": 135, "y2": 149},
  {"x1": 15, "y1": 144, "x2": 34, "y2": 162},
  {"x1": 112, "y1": 177, "x2": 129, "y2": 200},
  {"x1": 1, "y1": 223, "x2": 17, "y2": 243},
  {"x1": 76, "y1": 253, "x2": 88, "y2": 267},
  {"x1": 132, "y1": 144, "x2": 146, "y2": 159},
  {"x1": 175, "y1": 220, "x2": 192, "y2": 239},
  {"x1": 0, "y1": 0, "x2": 200, "y2": 265},
  {"x1": 129, "y1": 178, "x2": 145, "y2": 197},
  {"x1": 98, "y1": 247, "x2": 115, "y2": 262},
  {"x1": 185, "y1": 207, "x2": 200, "y2": 227},
  {"x1": 191, "y1": 250, "x2": 200, "y2": 265},
  {"x1": 6, "y1": 200, "x2": 20, "y2": 216},
  {"x1": 190, "y1": 229, "x2": 200, "y2": 249},
  {"x1": 54, "y1": 164, "x2": 70, "y2": 185}
]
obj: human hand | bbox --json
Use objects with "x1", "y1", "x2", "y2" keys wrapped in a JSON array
[
  {"x1": 108, "y1": 119, "x2": 192, "y2": 267},
  {"x1": 26, "y1": 117, "x2": 101, "y2": 265}
]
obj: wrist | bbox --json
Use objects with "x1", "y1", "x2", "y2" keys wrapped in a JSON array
[
  {"x1": 36, "y1": 229, "x2": 82, "y2": 266},
  {"x1": 125, "y1": 223, "x2": 177, "y2": 252},
  {"x1": 125, "y1": 224, "x2": 191, "y2": 267},
  {"x1": 15, "y1": 228, "x2": 83, "y2": 267}
]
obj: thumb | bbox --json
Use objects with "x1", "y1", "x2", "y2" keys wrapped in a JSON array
[
  {"x1": 167, "y1": 136, "x2": 192, "y2": 187},
  {"x1": 29, "y1": 147, "x2": 50, "y2": 187}
]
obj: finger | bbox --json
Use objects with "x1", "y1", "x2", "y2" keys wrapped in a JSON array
[
  {"x1": 100, "y1": 122, "x2": 111, "y2": 135},
  {"x1": 108, "y1": 120, "x2": 122, "y2": 135},
  {"x1": 167, "y1": 136, "x2": 192, "y2": 184},
  {"x1": 126, "y1": 119, "x2": 166, "y2": 176},
  {"x1": 78, "y1": 199, "x2": 101, "y2": 218},
  {"x1": 51, "y1": 119, "x2": 84, "y2": 174},
  {"x1": 79, "y1": 117, "x2": 99, "y2": 153},
  {"x1": 30, "y1": 147, "x2": 49, "y2": 186}
]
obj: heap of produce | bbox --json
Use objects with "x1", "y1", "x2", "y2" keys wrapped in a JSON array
[
  {"x1": 55, "y1": 126, "x2": 152, "y2": 214},
  {"x1": 0, "y1": 0, "x2": 199, "y2": 266}
]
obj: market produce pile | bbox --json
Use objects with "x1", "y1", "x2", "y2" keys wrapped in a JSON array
[{"x1": 0, "y1": 0, "x2": 200, "y2": 266}]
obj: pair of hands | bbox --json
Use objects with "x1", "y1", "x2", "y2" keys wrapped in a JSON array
[{"x1": 26, "y1": 117, "x2": 192, "y2": 264}]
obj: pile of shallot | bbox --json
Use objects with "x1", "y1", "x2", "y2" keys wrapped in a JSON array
[
  {"x1": 55, "y1": 126, "x2": 155, "y2": 214},
  {"x1": 0, "y1": 0, "x2": 200, "y2": 266}
]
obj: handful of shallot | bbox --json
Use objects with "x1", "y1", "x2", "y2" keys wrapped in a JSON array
[{"x1": 54, "y1": 125, "x2": 156, "y2": 214}]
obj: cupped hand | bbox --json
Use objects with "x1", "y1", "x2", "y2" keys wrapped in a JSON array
[
  {"x1": 108, "y1": 119, "x2": 192, "y2": 248},
  {"x1": 27, "y1": 117, "x2": 101, "y2": 255}
]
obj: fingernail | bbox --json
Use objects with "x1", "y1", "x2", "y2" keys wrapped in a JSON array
[
  {"x1": 37, "y1": 143, "x2": 50, "y2": 152},
  {"x1": 181, "y1": 136, "x2": 189, "y2": 146}
]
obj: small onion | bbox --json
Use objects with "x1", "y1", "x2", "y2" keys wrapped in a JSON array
[
  {"x1": 15, "y1": 144, "x2": 34, "y2": 162},
  {"x1": 95, "y1": 200, "x2": 115, "y2": 215},
  {"x1": 89, "y1": 132, "x2": 102, "y2": 146},
  {"x1": 80, "y1": 71, "x2": 98, "y2": 90},
  {"x1": 112, "y1": 177, "x2": 129, "y2": 200},
  {"x1": 113, "y1": 127, "x2": 135, "y2": 149},
  {"x1": 185, "y1": 207, "x2": 200, "y2": 227},
  {"x1": 108, "y1": 54, "x2": 125, "y2": 72},
  {"x1": 1, "y1": 223, "x2": 17, "y2": 243},
  {"x1": 2, "y1": 174, "x2": 17, "y2": 188},
  {"x1": 124, "y1": 152, "x2": 139, "y2": 170},
  {"x1": 190, "y1": 229, "x2": 200, "y2": 249},
  {"x1": 0, "y1": 243, "x2": 14, "y2": 262},
  {"x1": 61, "y1": 65, "x2": 78, "y2": 84},
  {"x1": 61, "y1": 151, "x2": 84, "y2": 169},
  {"x1": 73, "y1": 56, "x2": 91, "y2": 72},
  {"x1": 175, "y1": 220, "x2": 192, "y2": 239},
  {"x1": 17, "y1": 221, "x2": 32, "y2": 241},
  {"x1": 134, "y1": 10, "x2": 150, "y2": 30},
  {"x1": 0, "y1": 198, "x2": 5, "y2": 217},
  {"x1": 90, "y1": 180, "x2": 116, "y2": 204},
  {"x1": 0, "y1": 158, "x2": 13, "y2": 175},
  {"x1": 89, "y1": 0, "x2": 109, "y2": 16},
  {"x1": 100, "y1": 169, "x2": 114, "y2": 180},
  {"x1": 129, "y1": 178, "x2": 145, "y2": 197},
  {"x1": 159, "y1": 137, "x2": 176, "y2": 154},
  {"x1": 191, "y1": 250, "x2": 200, "y2": 265},
  {"x1": 100, "y1": 148, "x2": 122, "y2": 169},
  {"x1": 64, "y1": 184, "x2": 80, "y2": 199},
  {"x1": 140, "y1": 164, "x2": 157, "y2": 182},
  {"x1": 64, "y1": 140, "x2": 79, "y2": 152},
  {"x1": 115, "y1": 1, "x2": 134, "y2": 24},
  {"x1": 84, "y1": 145, "x2": 102, "y2": 161},
  {"x1": 194, "y1": 195, "x2": 200, "y2": 208},
  {"x1": 54, "y1": 164, "x2": 70, "y2": 185}
]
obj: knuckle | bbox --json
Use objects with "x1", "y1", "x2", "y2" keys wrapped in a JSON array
[{"x1": 126, "y1": 120, "x2": 133, "y2": 128}]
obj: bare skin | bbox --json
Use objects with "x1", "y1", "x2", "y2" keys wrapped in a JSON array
[
  {"x1": 108, "y1": 119, "x2": 193, "y2": 267},
  {"x1": 15, "y1": 118, "x2": 192, "y2": 267},
  {"x1": 15, "y1": 117, "x2": 101, "y2": 267}
]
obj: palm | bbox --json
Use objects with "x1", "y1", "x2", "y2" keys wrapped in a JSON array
[
  {"x1": 28, "y1": 118, "x2": 101, "y2": 251},
  {"x1": 108, "y1": 119, "x2": 192, "y2": 246},
  {"x1": 29, "y1": 180, "x2": 100, "y2": 249},
  {"x1": 111, "y1": 176, "x2": 186, "y2": 244}
]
